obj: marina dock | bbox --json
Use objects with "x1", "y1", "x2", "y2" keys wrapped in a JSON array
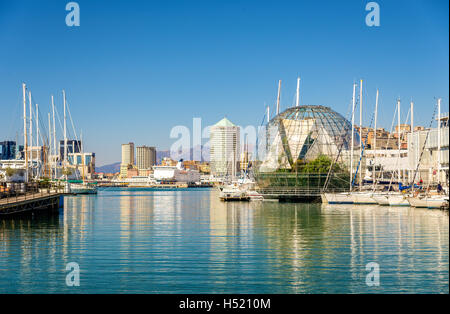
[{"x1": 0, "y1": 188, "x2": 64, "y2": 216}]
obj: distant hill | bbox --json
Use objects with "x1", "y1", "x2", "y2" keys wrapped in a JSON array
[
  {"x1": 95, "y1": 162, "x2": 121, "y2": 173},
  {"x1": 156, "y1": 150, "x2": 170, "y2": 163}
]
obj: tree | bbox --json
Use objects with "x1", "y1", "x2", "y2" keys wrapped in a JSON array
[
  {"x1": 5, "y1": 167, "x2": 17, "y2": 178},
  {"x1": 62, "y1": 168, "x2": 73, "y2": 176}
]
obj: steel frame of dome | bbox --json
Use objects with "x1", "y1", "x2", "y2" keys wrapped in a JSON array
[{"x1": 255, "y1": 105, "x2": 359, "y2": 193}]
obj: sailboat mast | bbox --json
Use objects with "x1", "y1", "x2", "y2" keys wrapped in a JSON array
[
  {"x1": 411, "y1": 100, "x2": 414, "y2": 181},
  {"x1": 359, "y1": 80, "x2": 363, "y2": 190},
  {"x1": 36, "y1": 103, "x2": 39, "y2": 149},
  {"x1": 437, "y1": 98, "x2": 441, "y2": 183},
  {"x1": 81, "y1": 131, "x2": 85, "y2": 182},
  {"x1": 48, "y1": 113, "x2": 52, "y2": 180},
  {"x1": 28, "y1": 91, "x2": 33, "y2": 178},
  {"x1": 22, "y1": 83, "x2": 28, "y2": 183},
  {"x1": 63, "y1": 90, "x2": 67, "y2": 170},
  {"x1": 296, "y1": 77, "x2": 300, "y2": 107},
  {"x1": 276, "y1": 80, "x2": 281, "y2": 115},
  {"x1": 52, "y1": 95, "x2": 57, "y2": 177},
  {"x1": 373, "y1": 89, "x2": 379, "y2": 190},
  {"x1": 397, "y1": 99, "x2": 401, "y2": 182},
  {"x1": 267, "y1": 105, "x2": 270, "y2": 123},
  {"x1": 350, "y1": 83, "x2": 357, "y2": 191}
]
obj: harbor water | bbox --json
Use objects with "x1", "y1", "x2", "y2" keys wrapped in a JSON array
[{"x1": 0, "y1": 188, "x2": 448, "y2": 294}]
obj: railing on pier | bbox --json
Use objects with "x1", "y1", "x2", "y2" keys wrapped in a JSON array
[
  {"x1": 256, "y1": 186, "x2": 349, "y2": 197},
  {"x1": 0, "y1": 182, "x2": 65, "y2": 207}
]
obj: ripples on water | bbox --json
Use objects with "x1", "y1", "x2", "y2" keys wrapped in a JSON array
[{"x1": 0, "y1": 189, "x2": 448, "y2": 293}]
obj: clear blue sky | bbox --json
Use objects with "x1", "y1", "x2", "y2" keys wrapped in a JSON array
[{"x1": 0, "y1": 0, "x2": 448, "y2": 165}]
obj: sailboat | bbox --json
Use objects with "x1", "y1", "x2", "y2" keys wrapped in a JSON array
[
  {"x1": 350, "y1": 80, "x2": 377, "y2": 205},
  {"x1": 407, "y1": 99, "x2": 449, "y2": 208},
  {"x1": 60, "y1": 91, "x2": 97, "y2": 195},
  {"x1": 322, "y1": 83, "x2": 357, "y2": 205},
  {"x1": 69, "y1": 133, "x2": 97, "y2": 195}
]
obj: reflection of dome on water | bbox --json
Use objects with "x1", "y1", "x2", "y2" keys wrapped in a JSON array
[{"x1": 259, "y1": 105, "x2": 359, "y2": 172}]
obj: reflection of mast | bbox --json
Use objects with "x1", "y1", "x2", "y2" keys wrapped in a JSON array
[{"x1": 22, "y1": 83, "x2": 28, "y2": 182}]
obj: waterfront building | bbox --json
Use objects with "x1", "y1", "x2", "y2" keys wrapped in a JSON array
[
  {"x1": 210, "y1": 117, "x2": 240, "y2": 177},
  {"x1": 136, "y1": 146, "x2": 156, "y2": 170},
  {"x1": 59, "y1": 140, "x2": 81, "y2": 161},
  {"x1": 161, "y1": 157, "x2": 177, "y2": 166},
  {"x1": 121, "y1": 142, "x2": 135, "y2": 165},
  {"x1": 120, "y1": 142, "x2": 135, "y2": 178},
  {"x1": 408, "y1": 113, "x2": 449, "y2": 184},
  {"x1": 68, "y1": 152, "x2": 96, "y2": 179},
  {"x1": 0, "y1": 141, "x2": 16, "y2": 160},
  {"x1": 363, "y1": 149, "x2": 409, "y2": 183},
  {"x1": 138, "y1": 168, "x2": 152, "y2": 176},
  {"x1": 198, "y1": 162, "x2": 210, "y2": 174},
  {"x1": 126, "y1": 167, "x2": 139, "y2": 179}
]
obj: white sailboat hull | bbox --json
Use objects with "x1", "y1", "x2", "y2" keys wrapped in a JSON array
[
  {"x1": 387, "y1": 194, "x2": 409, "y2": 206},
  {"x1": 351, "y1": 192, "x2": 377, "y2": 204},
  {"x1": 322, "y1": 193, "x2": 353, "y2": 204},
  {"x1": 425, "y1": 197, "x2": 448, "y2": 208},
  {"x1": 407, "y1": 196, "x2": 428, "y2": 208},
  {"x1": 70, "y1": 183, "x2": 97, "y2": 195},
  {"x1": 407, "y1": 196, "x2": 448, "y2": 208},
  {"x1": 371, "y1": 194, "x2": 390, "y2": 206}
]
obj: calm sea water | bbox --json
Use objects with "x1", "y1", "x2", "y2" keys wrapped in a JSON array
[{"x1": 0, "y1": 188, "x2": 448, "y2": 294}]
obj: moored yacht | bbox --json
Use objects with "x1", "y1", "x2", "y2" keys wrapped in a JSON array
[
  {"x1": 69, "y1": 182, "x2": 97, "y2": 195},
  {"x1": 351, "y1": 191, "x2": 377, "y2": 204},
  {"x1": 322, "y1": 192, "x2": 353, "y2": 204},
  {"x1": 408, "y1": 195, "x2": 449, "y2": 208},
  {"x1": 371, "y1": 193, "x2": 390, "y2": 205},
  {"x1": 386, "y1": 193, "x2": 409, "y2": 206}
]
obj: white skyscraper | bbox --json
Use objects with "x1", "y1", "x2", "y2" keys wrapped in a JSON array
[{"x1": 210, "y1": 117, "x2": 240, "y2": 177}]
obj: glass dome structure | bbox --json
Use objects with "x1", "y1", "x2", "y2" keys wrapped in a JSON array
[{"x1": 258, "y1": 105, "x2": 359, "y2": 173}]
